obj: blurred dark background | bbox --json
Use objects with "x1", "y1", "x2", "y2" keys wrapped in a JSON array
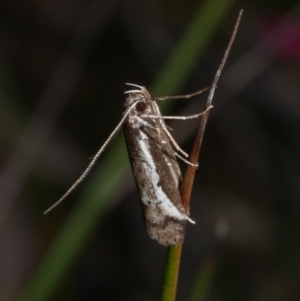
[{"x1": 1, "y1": 0, "x2": 300, "y2": 301}]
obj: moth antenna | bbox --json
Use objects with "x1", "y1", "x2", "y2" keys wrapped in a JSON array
[
  {"x1": 44, "y1": 100, "x2": 139, "y2": 214},
  {"x1": 175, "y1": 152, "x2": 198, "y2": 167}
]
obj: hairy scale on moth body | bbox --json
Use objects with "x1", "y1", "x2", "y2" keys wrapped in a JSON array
[{"x1": 44, "y1": 10, "x2": 242, "y2": 246}]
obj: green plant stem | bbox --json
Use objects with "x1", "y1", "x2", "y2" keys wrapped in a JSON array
[{"x1": 161, "y1": 245, "x2": 183, "y2": 301}]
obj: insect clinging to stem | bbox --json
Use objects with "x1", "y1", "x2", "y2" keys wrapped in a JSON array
[{"x1": 44, "y1": 10, "x2": 243, "y2": 246}]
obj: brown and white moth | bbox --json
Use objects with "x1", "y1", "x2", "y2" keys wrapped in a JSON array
[
  {"x1": 44, "y1": 83, "x2": 209, "y2": 246},
  {"x1": 44, "y1": 11, "x2": 242, "y2": 246},
  {"x1": 123, "y1": 85, "x2": 204, "y2": 245}
]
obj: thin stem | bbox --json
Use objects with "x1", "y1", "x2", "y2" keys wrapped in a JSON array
[
  {"x1": 181, "y1": 9, "x2": 243, "y2": 208},
  {"x1": 160, "y1": 10, "x2": 243, "y2": 301},
  {"x1": 161, "y1": 244, "x2": 183, "y2": 301}
]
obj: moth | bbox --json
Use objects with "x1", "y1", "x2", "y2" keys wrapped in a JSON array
[
  {"x1": 123, "y1": 85, "x2": 209, "y2": 245},
  {"x1": 45, "y1": 11, "x2": 242, "y2": 246},
  {"x1": 44, "y1": 83, "x2": 210, "y2": 246}
]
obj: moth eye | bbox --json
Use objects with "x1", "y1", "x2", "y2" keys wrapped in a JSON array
[{"x1": 136, "y1": 101, "x2": 146, "y2": 112}]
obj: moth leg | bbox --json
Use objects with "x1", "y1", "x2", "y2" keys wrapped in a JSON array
[
  {"x1": 140, "y1": 105, "x2": 212, "y2": 158},
  {"x1": 163, "y1": 105, "x2": 212, "y2": 158},
  {"x1": 152, "y1": 86, "x2": 209, "y2": 101},
  {"x1": 166, "y1": 125, "x2": 174, "y2": 131},
  {"x1": 141, "y1": 105, "x2": 213, "y2": 120},
  {"x1": 152, "y1": 101, "x2": 190, "y2": 158},
  {"x1": 175, "y1": 152, "x2": 198, "y2": 167},
  {"x1": 137, "y1": 104, "x2": 189, "y2": 158},
  {"x1": 163, "y1": 126, "x2": 189, "y2": 157}
]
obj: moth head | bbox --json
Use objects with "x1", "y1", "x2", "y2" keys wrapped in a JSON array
[{"x1": 123, "y1": 84, "x2": 157, "y2": 119}]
